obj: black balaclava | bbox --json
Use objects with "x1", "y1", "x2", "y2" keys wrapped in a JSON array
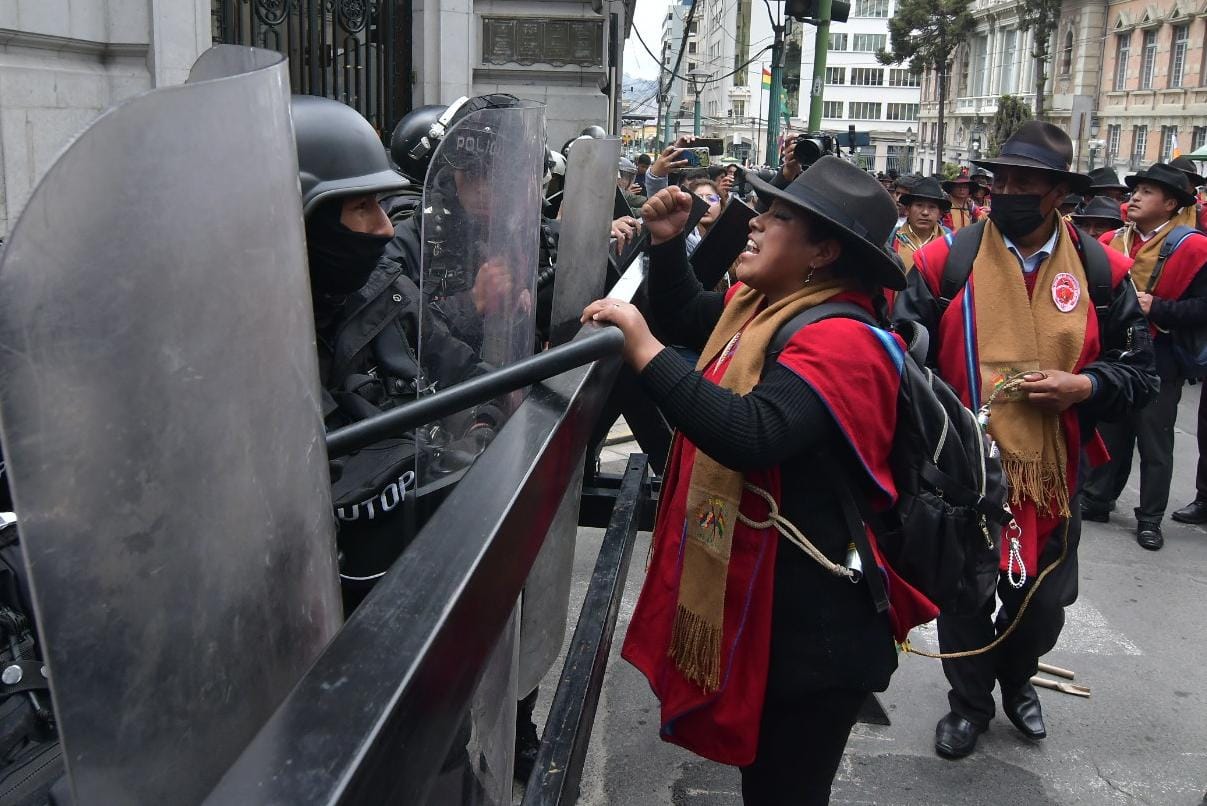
[{"x1": 306, "y1": 198, "x2": 393, "y2": 298}]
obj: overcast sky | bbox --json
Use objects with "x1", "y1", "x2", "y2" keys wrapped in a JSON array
[{"x1": 625, "y1": 0, "x2": 669, "y2": 79}]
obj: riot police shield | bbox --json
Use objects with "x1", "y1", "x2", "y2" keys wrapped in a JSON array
[
  {"x1": 415, "y1": 102, "x2": 546, "y2": 487},
  {"x1": 548, "y1": 137, "x2": 621, "y2": 345},
  {"x1": 0, "y1": 46, "x2": 341, "y2": 805}
]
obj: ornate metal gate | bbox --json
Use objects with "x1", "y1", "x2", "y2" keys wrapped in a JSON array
[{"x1": 211, "y1": 0, "x2": 409, "y2": 133}]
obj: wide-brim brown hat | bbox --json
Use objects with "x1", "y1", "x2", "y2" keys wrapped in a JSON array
[
  {"x1": 1086, "y1": 166, "x2": 1127, "y2": 192},
  {"x1": 941, "y1": 176, "x2": 974, "y2": 193},
  {"x1": 1070, "y1": 195, "x2": 1125, "y2": 226},
  {"x1": 745, "y1": 156, "x2": 906, "y2": 290},
  {"x1": 900, "y1": 177, "x2": 952, "y2": 212},
  {"x1": 971, "y1": 120, "x2": 1091, "y2": 193},
  {"x1": 1126, "y1": 163, "x2": 1196, "y2": 208}
]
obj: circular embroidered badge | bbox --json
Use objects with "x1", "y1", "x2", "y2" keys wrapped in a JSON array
[{"x1": 1051, "y1": 272, "x2": 1080, "y2": 313}]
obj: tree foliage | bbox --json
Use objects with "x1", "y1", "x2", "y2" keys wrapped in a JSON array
[
  {"x1": 1017, "y1": 0, "x2": 1062, "y2": 119},
  {"x1": 987, "y1": 95, "x2": 1033, "y2": 157},
  {"x1": 878, "y1": 0, "x2": 976, "y2": 169}
]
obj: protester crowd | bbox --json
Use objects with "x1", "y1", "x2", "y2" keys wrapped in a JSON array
[{"x1": 2, "y1": 82, "x2": 1206, "y2": 806}]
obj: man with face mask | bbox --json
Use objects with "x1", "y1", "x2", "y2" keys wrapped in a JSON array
[
  {"x1": 1082, "y1": 163, "x2": 1207, "y2": 549},
  {"x1": 893, "y1": 121, "x2": 1157, "y2": 761}
]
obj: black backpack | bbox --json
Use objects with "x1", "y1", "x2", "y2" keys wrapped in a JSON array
[
  {"x1": 769, "y1": 303, "x2": 1012, "y2": 617},
  {"x1": 1144, "y1": 224, "x2": 1207, "y2": 378}
]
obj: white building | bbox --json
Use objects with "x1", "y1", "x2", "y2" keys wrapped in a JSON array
[
  {"x1": 655, "y1": 0, "x2": 919, "y2": 169},
  {"x1": 802, "y1": 0, "x2": 922, "y2": 173}
]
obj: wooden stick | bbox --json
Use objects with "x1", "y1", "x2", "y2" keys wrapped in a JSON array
[
  {"x1": 1037, "y1": 661, "x2": 1075, "y2": 680},
  {"x1": 1031, "y1": 675, "x2": 1090, "y2": 698}
]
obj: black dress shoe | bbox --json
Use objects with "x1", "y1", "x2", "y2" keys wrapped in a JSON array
[
  {"x1": 935, "y1": 712, "x2": 984, "y2": 759},
  {"x1": 1002, "y1": 683, "x2": 1046, "y2": 739},
  {"x1": 1172, "y1": 499, "x2": 1207, "y2": 524},
  {"x1": 1080, "y1": 502, "x2": 1111, "y2": 523},
  {"x1": 1137, "y1": 522, "x2": 1164, "y2": 551}
]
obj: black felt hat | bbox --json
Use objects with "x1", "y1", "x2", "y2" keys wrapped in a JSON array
[
  {"x1": 1070, "y1": 196, "x2": 1125, "y2": 226},
  {"x1": 745, "y1": 156, "x2": 906, "y2": 290},
  {"x1": 900, "y1": 177, "x2": 952, "y2": 212},
  {"x1": 1086, "y1": 166, "x2": 1127, "y2": 192},
  {"x1": 972, "y1": 121, "x2": 1091, "y2": 192},
  {"x1": 1170, "y1": 156, "x2": 1206, "y2": 186},
  {"x1": 1126, "y1": 163, "x2": 1196, "y2": 209}
]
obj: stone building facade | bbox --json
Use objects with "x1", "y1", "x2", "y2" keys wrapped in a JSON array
[
  {"x1": 1096, "y1": 0, "x2": 1207, "y2": 174},
  {"x1": 913, "y1": 0, "x2": 1107, "y2": 176},
  {"x1": 0, "y1": 0, "x2": 211, "y2": 237}
]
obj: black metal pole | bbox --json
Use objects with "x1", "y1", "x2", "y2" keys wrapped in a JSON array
[{"x1": 325, "y1": 324, "x2": 625, "y2": 458}]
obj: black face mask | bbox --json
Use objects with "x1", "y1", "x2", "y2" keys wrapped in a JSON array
[
  {"x1": 306, "y1": 201, "x2": 393, "y2": 297},
  {"x1": 988, "y1": 193, "x2": 1049, "y2": 240}
]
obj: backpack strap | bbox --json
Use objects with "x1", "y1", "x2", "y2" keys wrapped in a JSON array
[
  {"x1": 1145, "y1": 224, "x2": 1198, "y2": 294},
  {"x1": 767, "y1": 301, "x2": 877, "y2": 358},
  {"x1": 836, "y1": 483, "x2": 890, "y2": 614},
  {"x1": 936, "y1": 220, "x2": 987, "y2": 314},
  {"x1": 1075, "y1": 232, "x2": 1113, "y2": 316}
]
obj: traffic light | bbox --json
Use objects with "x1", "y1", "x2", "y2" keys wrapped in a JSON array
[{"x1": 784, "y1": 0, "x2": 850, "y2": 23}]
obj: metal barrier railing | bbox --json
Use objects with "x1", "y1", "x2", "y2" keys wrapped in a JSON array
[{"x1": 205, "y1": 263, "x2": 647, "y2": 805}]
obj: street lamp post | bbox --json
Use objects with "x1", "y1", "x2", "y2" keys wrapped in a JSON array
[
  {"x1": 689, "y1": 69, "x2": 709, "y2": 136},
  {"x1": 904, "y1": 126, "x2": 915, "y2": 174}
]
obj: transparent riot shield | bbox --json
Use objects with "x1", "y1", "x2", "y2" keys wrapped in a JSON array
[
  {"x1": 415, "y1": 102, "x2": 546, "y2": 489},
  {"x1": 548, "y1": 137, "x2": 621, "y2": 345},
  {"x1": 0, "y1": 46, "x2": 341, "y2": 805}
]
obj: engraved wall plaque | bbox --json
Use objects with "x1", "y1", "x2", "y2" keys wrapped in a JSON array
[{"x1": 481, "y1": 17, "x2": 603, "y2": 68}]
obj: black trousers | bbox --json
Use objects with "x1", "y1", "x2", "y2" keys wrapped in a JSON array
[
  {"x1": 1195, "y1": 386, "x2": 1207, "y2": 499},
  {"x1": 937, "y1": 509, "x2": 1082, "y2": 727},
  {"x1": 739, "y1": 687, "x2": 866, "y2": 806},
  {"x1": 1083, "y1": 376, "x2": 1183, "y2": 523}
]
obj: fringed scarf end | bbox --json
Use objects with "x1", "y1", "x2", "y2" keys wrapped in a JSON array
[
  {"x1": 669, "y1": 604, "x2": 722, "y2": 693},
  {"x1": 1003, "y1": 457, "x2": 1071, "y2": 518}
]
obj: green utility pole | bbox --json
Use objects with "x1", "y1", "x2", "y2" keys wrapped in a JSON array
[
  {"x1": 806, "y1": 0, "x2": 832, "y2": 131},
  {"x1": 764, "y1": 23, "x2": 785, "y2": 166}
]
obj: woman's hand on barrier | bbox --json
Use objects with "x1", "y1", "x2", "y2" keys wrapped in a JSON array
[
  {"x1": 640, "y1": 187, "x2": 693, "y2": 246},
  {"x1": 581, "y1": 299, "x2": 664, "y2": 371},
  {"x1": 611, "y1": 216, "x2": 641, "y2": 255}
]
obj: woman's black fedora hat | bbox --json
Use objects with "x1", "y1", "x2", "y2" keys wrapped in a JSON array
[
  {"x1": 1125, "y1": 162, "x2": 1196, "y2": 209},
  {"x1": 745, "y1": 156, "x2": 905, "y2": 290},
  {"x1": 900, "y1": 177, "x2": 952, "y2": 212},
  {"x1": 1070, "y1": 196, "x2": 1124, "y2": 227},
  {"x1": 972, "y1": 120, "x2": 1091, "y2": 193}
]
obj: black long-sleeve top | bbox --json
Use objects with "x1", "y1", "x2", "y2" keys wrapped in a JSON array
[
  {"x1": 1149, "y1": 258, "x2": 1207, "y2": 379},
  {"x1": 638, "y1": 235, "x2": 898, "y2": 697}
]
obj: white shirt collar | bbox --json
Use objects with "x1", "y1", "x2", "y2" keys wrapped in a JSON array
[
  {"x1": 1001, "y1": 223, "x2": 1061, "y2": 274},
  {"x1": 1138, "y1": 219, "x2": 1171, "y2": 242}
]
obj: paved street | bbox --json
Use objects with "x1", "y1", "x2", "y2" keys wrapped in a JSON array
[{"x1": 537, "y1": 383, "x2": 1207, "y2": 805}]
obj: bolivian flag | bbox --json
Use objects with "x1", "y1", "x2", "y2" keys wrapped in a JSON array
[{"x1": 762, "y1": 68, "x2": 771, "y2": 89}]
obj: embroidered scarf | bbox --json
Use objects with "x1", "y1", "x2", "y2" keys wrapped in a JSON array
[
  {"x1": 670, "y1": 278, "x2": 850, "y2": 692},
  {"x1": 972, "y1": 217, "x2": 1087, "y2": 518},
  {"x1": 1110, "y1": 215, "x2": 1192, "y2": 292}
]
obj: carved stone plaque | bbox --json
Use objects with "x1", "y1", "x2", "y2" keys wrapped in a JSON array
[{"x1": 482, "y1": 17, "x2": 603, "y2": 67}]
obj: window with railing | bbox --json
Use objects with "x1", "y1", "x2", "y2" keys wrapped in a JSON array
[
  {"x1": 1160, "y1": 126, "x2": 1178, "y2": 162},
  {"x1": 854, "y1": 0, "x2": 889, "y2": 18},
  {"x1": 1170, "y1": 25, "x2": 1188, "y2": 88},
  {"x1": 829, "y1": 33, "x2": 848, "y2": 51},
  {"x1": 851, "y1": 68, "x2": 884, "y2": 86},
  {"x1": 852, "y1": 34, "x2": 886, "y2": 53},
  {"x1": 1106, "y1": 124, "x2": 1121, "y2": 165},
  {"x1": 823, "y1": 101, "x2": 844, "y2": 118},
  {"x1": 825, "y1": 67, "x2": 846, "y2": 85},
  {"x1": 1140, "y1": 29, "x2": 1157, "y2": 89},
  {"x1": 1113, "y1": 32, "x2": 1130, "y2": 90},
  {"x1": 1132, "y1": 125, "x2": 1148, "y2": 166},
  {"x1": 733, "y1": 99, "x2": 745, "y2": 118},
  {"x1": 886, "y1": 103, "x2": 919, "y2": 121},
  {"x1": 849, "y1": 102, "x2": 882, "y2": 120},
  {"x1": 889, "y1": 69, "x2": 920, "y2": 87}
]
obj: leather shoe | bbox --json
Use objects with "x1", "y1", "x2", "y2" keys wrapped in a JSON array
[
  {"x1": 1080, "y1": 501, "x2": 1111, "y2": 523},
  {"x1": 1002, "y1": 683, "x2": 1046, "y2": 739},
  {"x1": 1172, "y1": 499, "x2": 1207, "y2": 524},
  {"x1": 1137, "y1": 522, "x2": 1164, "y2": 551},
  {"x1": 935, "y1": 712, "x2": 984, "y2": 759}
]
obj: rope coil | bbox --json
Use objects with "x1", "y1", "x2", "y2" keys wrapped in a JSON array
[{"x1": 739, "y1": 483, "x2": 856, "y2": 581}]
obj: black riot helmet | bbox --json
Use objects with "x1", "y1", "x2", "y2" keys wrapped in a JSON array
[
  {"x1": 389, "y1": 94, "x2": 522, "y2": 182},
  {"x1": 291, "y1": 95, "x2": 409, "y2": 217}
]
